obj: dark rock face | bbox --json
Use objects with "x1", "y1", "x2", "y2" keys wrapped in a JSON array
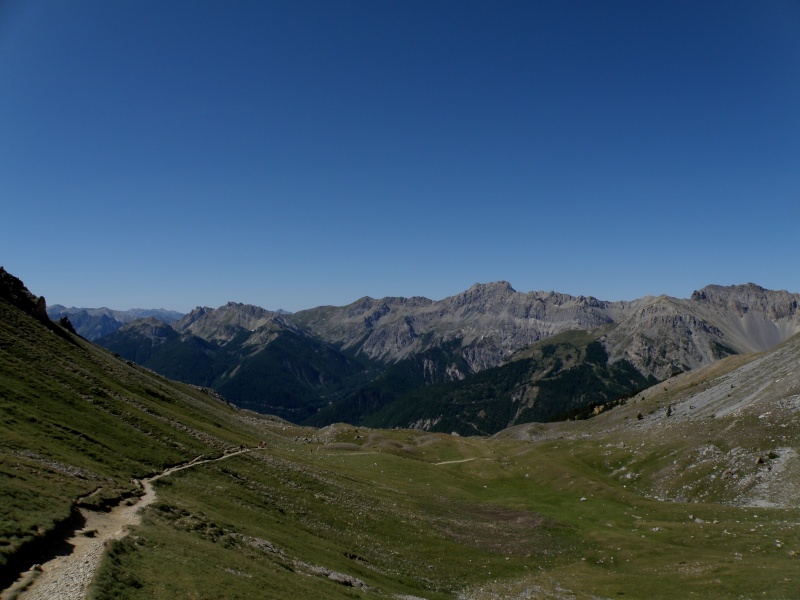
[
  {"x1": 0, "y1": 267, "x2": 80, "y2": 345},
  {"x1": 0, "y1": 267, "x2": 49, "y2": 322},
  {"x1": 58, "y1": 316, "x2": 77, "y2": 335}
]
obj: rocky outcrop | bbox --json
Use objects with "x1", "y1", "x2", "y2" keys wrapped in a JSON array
[{"x1": 0, "y1": 267, "x2": 49, "y2": 323}]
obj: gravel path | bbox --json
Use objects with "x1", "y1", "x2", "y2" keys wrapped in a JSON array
[
  {"x1": 434, "y1": 457, "x2": 478, "y2": 466},
  {"x1": 1, "y1": 449, "x2": 251, "y2": 600}
]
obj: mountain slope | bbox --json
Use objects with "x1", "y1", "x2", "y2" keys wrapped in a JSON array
[
  {"x1": 0, "y1": 271, "x2": 256, "y2": 586},
  {"x1": 310, "y1": 333, "x2": 655, "y2": 435},
  {"x1": 174, "y1": 302, "x2": 278, "y2": 343},
  {"x1": 99, "y1": 317, "x2": 223, "y2": 385},
  {"x1": 604, "y1": 284, "x2": 800, "y2": 379},
  {"x1": 689, "y1": 283, "x2": 800, "y2": 351},
  {"x1": 502, "y1": 330, "x2": 800, "y2": 509},
  {"x1": 99, "y1": 308, "x2": 375, "y2": 421},
  {"x1": 292, "y1": 281, "x2": 624, "y2": 370}
]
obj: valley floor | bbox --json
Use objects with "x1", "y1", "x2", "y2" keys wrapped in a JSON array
[{"x1": 100, "y1": 423, "x2": 800, "y2": 598}]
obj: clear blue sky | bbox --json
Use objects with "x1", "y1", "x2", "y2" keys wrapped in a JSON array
[{"x1": 2, "y1": 1, "x2": 799, "y2": 312}]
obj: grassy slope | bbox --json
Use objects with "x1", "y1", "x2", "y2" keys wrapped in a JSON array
[
  {"x1": 0, "y1": 297, "x2": 257, "y2": 578},
  {"x1": 90, "y1": 422, "x2": 800, "y2": 599},
  {"x1": 89, "y1": 340, "x2": 800, "y2": 599}
]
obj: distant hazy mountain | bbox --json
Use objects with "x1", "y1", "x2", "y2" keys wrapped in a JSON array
[
  {"x1": 97, "y1": 280, "x2": 800, "y2": 435},
  {"x1": 47, "y1": 305, "x2": 184, "y2": 340}
]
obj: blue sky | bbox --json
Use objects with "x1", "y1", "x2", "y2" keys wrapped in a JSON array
[{"x1": 2, "y1": 1, "x2": 799, "y2": 312}]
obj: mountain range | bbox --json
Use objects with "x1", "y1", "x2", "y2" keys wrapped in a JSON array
[
  {"x1": 3, "y1": 265, "x2": 800, "y2": 598},
  {"x1": 92, "y1": 280, "x2": 800, "y2": 435}
]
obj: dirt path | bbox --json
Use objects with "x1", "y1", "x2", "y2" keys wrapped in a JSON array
[
  {"x1": 434, "y1": 457, "x2": 478, "y2": 466},
  {"x1": 1, "y1": 449, "x2": 252, "y2": 600}
]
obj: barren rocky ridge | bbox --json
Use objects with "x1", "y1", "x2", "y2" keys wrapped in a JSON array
[
  {"x1": 62, "y1": 281, "x2": 800, "y2": 382},
  {"x1": 291, "y1": 281, "x2": 800, "y2": 378}
]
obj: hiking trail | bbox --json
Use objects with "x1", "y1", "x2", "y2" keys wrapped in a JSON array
[{"x1": 1, "y1": 449, "x2": 252, "y2": 600}]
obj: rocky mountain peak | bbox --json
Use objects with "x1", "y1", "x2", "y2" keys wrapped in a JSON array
[
  {"x1": 443, "y1": 281, "x2": 519, "y2": 314},
  {"x1": 691, "y1": 283, "x2": 800, "y2": 320},
  {"x1": 460, "y1": 281, "x2": 516, "y2": 298},
  {"x1": 173, "y1": 302, "x2": 279, "y2": 344},
  {"x1": 179, "y1": 306, "x2": 210, "y2": 327},
  {"x1": 692, "y1": 283, "x2": 778, "y2": 304},
  {"x1": 119, "y1": 317, "x2": 175, "y2": 342}
]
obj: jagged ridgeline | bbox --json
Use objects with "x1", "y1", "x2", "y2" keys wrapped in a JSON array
[{"x1": 95, "y1": 281, "x2": 800, "y2": 434}]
